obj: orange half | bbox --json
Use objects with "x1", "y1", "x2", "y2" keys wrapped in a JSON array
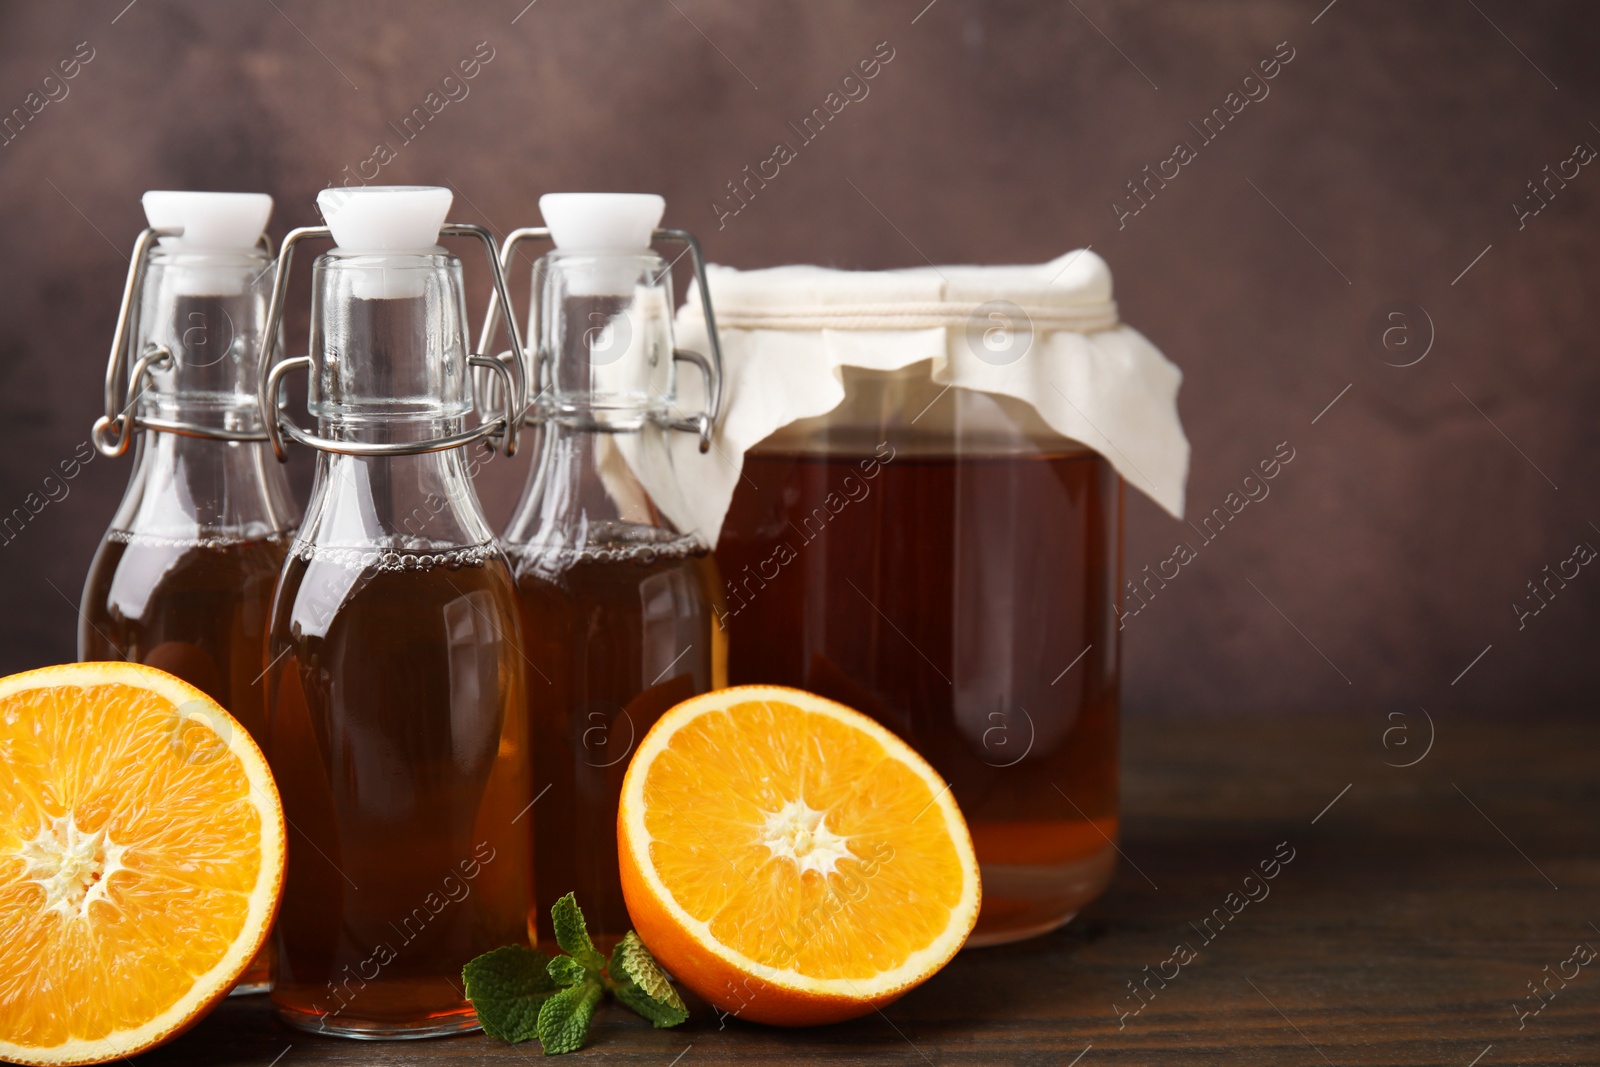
[
  {"x1": 618, "y1": 685, "x2": 980, "y2": 1025},
  {"x1": 0, "y1": 663, "x2": 286, "y2": 1065}
]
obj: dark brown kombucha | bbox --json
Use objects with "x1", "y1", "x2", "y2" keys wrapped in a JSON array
[
  {"x1": 80, "y1": 530, "x2": 290, "y2": 989},
  {"x1": 263, "y1": 548, "x2": 532, "y2": 1036},
  {"x1": 715, "y1": 448, "x2": 1121, "y2": 944},
  {"x1": 511, "y1": 536, "x2": 722, "y2": 950}
]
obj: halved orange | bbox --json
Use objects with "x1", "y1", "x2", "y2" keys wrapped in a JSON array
[
  {"x1": 617, "y1": 685, "x2": 980, "y2": 1025},
  {"x1": 0, "y1": 663, "x2": 286, "y2": 1065}
]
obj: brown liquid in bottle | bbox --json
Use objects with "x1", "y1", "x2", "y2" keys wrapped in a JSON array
[
  {"x1": 264, "y1": 548, "x2": 532, "y2": 1035},
  {"x1": 716, "y1": 448, "x2": 1121, "y2": 944},
  {"x1": 511, "y1": 536, "x2": 722, "y2": 950},
  {"x1": 80, "y1": 530, "x2": 290, "y2": 989}
]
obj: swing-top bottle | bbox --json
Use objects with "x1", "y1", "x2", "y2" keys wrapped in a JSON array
[
  {"x1": 80, "y1": 191, "x2": 298, "y2": 994},
  {"x1": 258, "y1": 186, "x2": 532, "y2": 1038},
  {"x1": 493, "y1": 194, "x2": 725, "y2": 947}
]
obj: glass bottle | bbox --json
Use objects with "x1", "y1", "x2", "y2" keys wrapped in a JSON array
[
  {"x1": 496, "y1": 194, "x2": 725, "y2": 949},
  {"x1": 80, "y1": 191, "x2": 299, "y2": 994},
  {"x1": 259, "y1": 186, "x2": 532, "y2": 1038}
]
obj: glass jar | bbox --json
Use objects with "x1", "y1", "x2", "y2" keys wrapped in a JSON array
[{"x1": 716, "y1": 361, "x2": 1121, "y2": 946}]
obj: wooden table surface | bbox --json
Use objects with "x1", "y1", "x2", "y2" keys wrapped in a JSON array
[{"x1": 135, "y1": 712, "x2": 1598, "y2": 1066}]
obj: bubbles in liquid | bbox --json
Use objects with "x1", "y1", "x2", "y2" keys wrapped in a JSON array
[
  {"x1": 289, "y1": 539, "x2": 500, "y2": 572},
  {"x1": 107, "y1": 527, "x2": 289, "y2": 551},
  {"x1": 507, "y1": 529, "x2": 708, "y2": 572}
]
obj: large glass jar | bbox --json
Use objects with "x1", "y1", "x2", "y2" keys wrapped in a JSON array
[{"x1": 715, "y1": 362, "x2": 1121, "y2": 946}]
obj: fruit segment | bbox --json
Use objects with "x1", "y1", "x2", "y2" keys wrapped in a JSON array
[
  {"x1": 619, "y1": 685, "x2": 980, "y2": 1025},
  {"x1": 0, "y1": 663, "x2": 285, "y2": 1066}
]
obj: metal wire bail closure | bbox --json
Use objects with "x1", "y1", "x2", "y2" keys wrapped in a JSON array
[
  {"x1": 255, "y1": 222, "x2": 529, "y2": 461},
  {"x1": 92, "y1": 226, "x2": 275, "y2": 458},
  {"x1": 476, "y1": 227, "x2": 725, "y2": 453}
]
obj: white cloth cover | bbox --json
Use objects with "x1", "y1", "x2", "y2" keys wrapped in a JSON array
[{"x1": 662, "y1": 249, "x2": 1189, "y2": 545}]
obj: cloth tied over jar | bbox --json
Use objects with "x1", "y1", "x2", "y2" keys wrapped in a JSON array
[{"x1": 650, "y1": 249, "x2": 1189, "y2": 544}]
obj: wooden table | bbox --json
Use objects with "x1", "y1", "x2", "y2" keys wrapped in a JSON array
[{"x1": 137, "y1": 712, "x2": 1598, "y2": 1065}]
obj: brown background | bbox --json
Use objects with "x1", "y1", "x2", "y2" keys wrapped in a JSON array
[{"x1": 0, "y1": 0, "x2": 1594, "y2": 716}]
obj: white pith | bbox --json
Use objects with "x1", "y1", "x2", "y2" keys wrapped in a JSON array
[
  {"x1": 620, "y1": 685, "x2": 981, "y2": 1000},
  {"x1": 761, "y1": 798, "x2": 851, "y2": 877},
  {"x1": 17, "y1": 814, "x2": 129, "y2": 921},
  {"x1": 0, "y1": 662, "x2": 286, "y2": 1067}
]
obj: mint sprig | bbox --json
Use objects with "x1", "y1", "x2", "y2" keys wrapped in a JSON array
[{"x1": 463, "y1": 892, "x2": 687, "y2": 1054}]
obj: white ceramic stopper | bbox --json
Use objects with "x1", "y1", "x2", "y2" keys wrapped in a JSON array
[
  {"x1": 142, "y1": 191, "x2": 273, "y2": 296},
  {"x1": 143, "y1": 190, "x2": 273, "y2": 251},
  {"x1": 316, "y1": 186, "x2": 452, "y2": 299},
  {"x1": 541, "y1": 193, "x2": 664, "y2": 252},
  {"x1": 540, "y1": 193, "x2": 664, "y2": 297}
]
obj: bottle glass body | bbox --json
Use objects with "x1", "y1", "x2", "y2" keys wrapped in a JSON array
[
  {"x1": 263, "y1": 250, "x2": 532, "y2": 1037},
  {"x1": 80, "y1": 247, "x2": 299, "y2": 993},
  {"x1": 715, "y1": 364, "x2": 1122, "y2": 946},
  {"x1": 505, "y1": 250, "x2": 723, "y2": 949}
]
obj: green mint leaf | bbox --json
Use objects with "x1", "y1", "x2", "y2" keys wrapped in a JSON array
[
  {"x1": 536, "y1": 977, "x2": 603, "y2": 1055},
  {"x1": 613, "y1": 983, "x2": 690, "y2": 1028},
  {"x1": 547, "y1": 954, "x2": 589, "y2": 988},
  {"x1": 462, "y1": 945, "x2": 559, "y2": 1043},
  {"x1": 608, "y1": 932, "x2": 688, "y2": 1028},
  {"x1": 550, "y1": 892, "x2": 604, "y2": 970}
]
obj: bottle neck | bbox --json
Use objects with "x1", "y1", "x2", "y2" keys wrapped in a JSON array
[
  {"x1": 292, "y1": 248, "x2": 497, "y2": 559},
  {"x1": 503, "y1": 420, "x2": 697, "y2": 563},
  {"x1": 533, "y1": 249, "x2": 675, "y2": 428},
  {"x1": 308, "y1": 249, "x2": 471, "y2": 446},
  {"x1": 134, "y1": 249, "x2": 273, "y2": 434},
  {"x1": 297, "y1": 447, "x2": 495, "y2": 559},
  {"x1": 109, "y1": 430, "x2": 298, "y2": 541},
  {"x1": 507, "y1": 248, "x2": 702, "y2": 561},
  {"x1": 110, "y1": 244, "x2": 296, "y2": 540}
]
